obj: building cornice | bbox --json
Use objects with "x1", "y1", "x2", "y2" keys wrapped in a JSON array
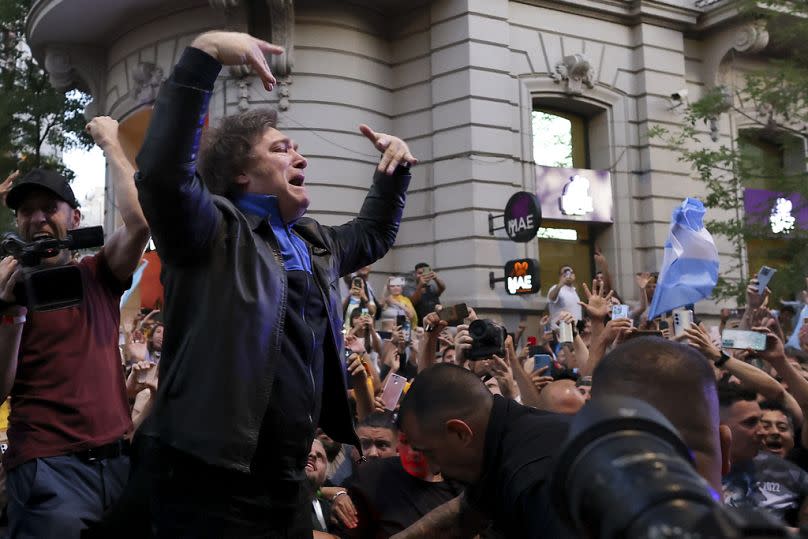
[{"x1": 510, "y1": 0, "x2": 757, "y2": 33}]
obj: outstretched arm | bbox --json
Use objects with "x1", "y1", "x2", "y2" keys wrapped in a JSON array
[
  {"x1": 136, "y1": 32, "x2": 283, "y2": 264},
  {"x1": 320, "y1": 125, "x2": 417, "y2": 278},
  {"x1": 87, "y1": 116, "x2": 150, "y2": 282}
]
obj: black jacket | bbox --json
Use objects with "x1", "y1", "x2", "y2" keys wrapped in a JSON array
[
  {"x1": 135, "y1": 47, "x2": 410, "y2": 473},
  {"x1": 466, "y1": 396, "x2": 572, "y2": 537}
]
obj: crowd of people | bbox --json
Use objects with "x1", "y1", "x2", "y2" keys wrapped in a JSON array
[{"x1": 0, "y1": 28, "x2": 807, "y2": 539}]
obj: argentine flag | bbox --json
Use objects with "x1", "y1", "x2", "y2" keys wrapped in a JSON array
[{"x1": 647, "y1": 198, "x2": 719, "y2": 320}]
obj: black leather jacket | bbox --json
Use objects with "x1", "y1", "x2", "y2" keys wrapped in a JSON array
[{"x1": 135, "y1": 48, "x2": 410, "y2": 473}]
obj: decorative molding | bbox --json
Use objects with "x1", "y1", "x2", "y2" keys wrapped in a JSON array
[
  {"x1": 267, "y1": 0, "x2": 294, "y2": 79},
  {"x1": 43, "y1": 45, "x2": 107, "y2": 118},
  {"x1": 130, "y1": 62, "x2": 164, "y2": 105},
  {"x1": 733, "y1": 20, "x2": 769, "y2": 54},
  {"x1": 701, "y1": 19, "x2": 769, "y2": 89},
  {"x1": 550, "y1": 54, "x2": 595, "y2": 95}
]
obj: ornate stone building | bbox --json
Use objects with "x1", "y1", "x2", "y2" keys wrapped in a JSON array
[{"x1": 26, "y1": 0, "x2": 792, "y2": 321}]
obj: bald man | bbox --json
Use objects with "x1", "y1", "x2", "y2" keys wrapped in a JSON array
[
  {"x1": 394, "y1": 364, "x2": 571, "y2": 538},
  {"x1": 537, "y1": 379, "x2": 586, "y2": 415},
  {"x1": 591, "y1": 336, "x2": 730, "y2": 493}
]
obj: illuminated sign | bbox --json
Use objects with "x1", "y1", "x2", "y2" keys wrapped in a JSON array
[
  {"x1": 744, "y1": 188, "x2": 806, "y2": 235},
  {"x1": 503, "y1": 192, "x2": 542, "y2": 243},
  {"x1": 770, "y1": 197, "x2": 795, "y2": 234},
  {"x1": 537, "y1": 227, "x2": 578, "y2": 241},
  {"x1": 504, "y1": 258, "x2": 540, "y2": 295},
  {"x1": 560, "y1": 174, "x2": 594, "y2": 216},
  {"x1": 536, "y1": 166, "x2": 613, "y2": 223}
]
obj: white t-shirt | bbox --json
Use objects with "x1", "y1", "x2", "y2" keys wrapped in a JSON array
[{"x1": 547, "y1": 284, "x2": 582, "y2": 322}]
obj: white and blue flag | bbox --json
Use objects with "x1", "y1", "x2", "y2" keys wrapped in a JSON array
[{"x1": 647, "y1": 198, "x2": 720, "y2": 320}]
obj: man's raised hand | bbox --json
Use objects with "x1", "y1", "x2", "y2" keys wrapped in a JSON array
[
  {"x1": 578, "y1": 279, "x2": 614, "y2": 321},
  {"x1": 191, "y1": 31, "x2": 284, "y2": 91},
  {"x1": 86, "y1": 116, "x2": 121, "y2": 152},
  {"x1": 358, "y1": 124, "x2": 418, "y2": 175}
]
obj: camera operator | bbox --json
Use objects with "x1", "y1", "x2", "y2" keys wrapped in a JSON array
[
  {"x1": 0, "y1": 117, "x2": 150, "y2": 537},
  {"x1": 394, "y1": 363, "x2": 571, "y2": 538}
]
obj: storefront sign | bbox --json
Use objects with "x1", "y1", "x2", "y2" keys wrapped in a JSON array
[
  {"x1": 535, "y1": 166, "x2": 613, "y2": 223},
  {"x1": 503, "y1": 192, "x2": 542, "y2": 243},
  {"x1": 744, "y1": 188, "x2": 807, "y2": 235},
  {"x1": 504, "y1": 258, "x2": 540, "y2": 295}
]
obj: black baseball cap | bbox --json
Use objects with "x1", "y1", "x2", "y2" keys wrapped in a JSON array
[{"x1": 6, "y1": 168, "x2": 80, "y2": 210}]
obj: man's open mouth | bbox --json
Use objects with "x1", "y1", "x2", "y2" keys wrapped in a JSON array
[
  {"x1": 290, "y1": 175, "x2": 305, "y2": 187},
  {"x1": 764, "y1": 438, "x2": 784, "y2": 452}
]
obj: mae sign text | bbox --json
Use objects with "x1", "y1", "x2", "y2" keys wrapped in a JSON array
[
  {"x1": 504, "y1": 192, "x2": 542, "y2": 243},
  {"x1": 504, "y1": 258, "x2": 540, "y2": 295}
]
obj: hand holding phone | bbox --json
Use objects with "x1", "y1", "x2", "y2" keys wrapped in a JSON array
[
  {"x1": 611, "y1": 305, "x2": 630, "y2": 320},
  {"x1": 532, "y1": 354, "x2": 553, "y2": 373},
  {"x1": 380, "y1": 373, "x2": 407, "y2": 410},
  {"x1": 673, "y1": 309, "x2": 694, "y2": 338},
  {"x1": 721, "y1": 329, "x2": 767, "y2": 351},
  {"x1": 439, "y1": 303, "x2": 470, "y2": 326},
  {"x1": 757, "y1": 266, "x2": 776, "y2": 294}
]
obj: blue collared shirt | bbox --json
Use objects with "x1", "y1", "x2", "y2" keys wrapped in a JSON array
[{"x1": 234, "y1": 193, "x2": 312, "y2": 274}]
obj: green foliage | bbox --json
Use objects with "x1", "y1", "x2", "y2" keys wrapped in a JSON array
[
  {"x1": 653, "y1": 3, "x2": 808, "y2": 305},
  {"x1": 0, "y1": 0, "x2": 92, "y2": 232}
]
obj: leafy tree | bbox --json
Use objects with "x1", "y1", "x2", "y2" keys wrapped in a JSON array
[
  {"x1": 0, "y1": 0, "x2": 91, "y2": 230},
  {"x1": 652, "y1": 0, "x2": 808, "y2": 304}
]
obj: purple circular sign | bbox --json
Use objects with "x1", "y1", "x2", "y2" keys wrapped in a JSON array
[{"x1": 504, "y1": 191, "x2": 542, "y2": 243}]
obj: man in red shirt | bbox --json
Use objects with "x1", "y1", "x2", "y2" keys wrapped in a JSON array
[{"x1": 0, "y1": 117, "x2": 149, "y2": 538}]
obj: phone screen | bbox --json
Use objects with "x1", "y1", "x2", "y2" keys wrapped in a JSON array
[
  {"x1": 533, "y1": 354, "x2": 553, "y2": 373},
  {"x1": 722, "y1": 329, "x2": 767, "y2": 351}
]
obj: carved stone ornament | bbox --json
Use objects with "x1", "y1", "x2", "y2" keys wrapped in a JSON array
[
  {"x1": 551, "y1": 54, "x2": 595, "y2": 95},
  {"x1": 268, "y1": 0, "x2": 295, "y2": 78},
  {"x1": 734, "y1": 20, "x2": 769, "y2": 54},
  {"x1": 131, "y1": 62, "x2": 165, "y2": 105},
  {"x1": 43, "y1": 46, "x2": 106, "y2": 118}
]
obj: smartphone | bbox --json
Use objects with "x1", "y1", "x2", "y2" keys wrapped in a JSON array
[
  {"x1": 528, "y1": 345, "x2": 544, "y2": 357},
  {"x1": 533, "y1": 354, "x2": 553, "y2": 373},
  {"x1": 439, "y1": 303, "x2": 469, "y2": 326},
  {"x1": 352, "y1": 277, "x2": 363, "y2": 288},
  {"x1": 757, "y1": 266, "x2": 776, "y2": 294},
  {"x1": 673, "y1": 309, "x2": 693, "y2": 338},
  {"x1": 397, "y1": 314, "x2": 412, "y2": 343},
  {"x1": 360, "y1": 307, "x2": 369, "y2": 316},
  {"x1": 722, "y1": 329, "x2": 767, "y2": 351},
  {"x1": 558, "y1": 322, "x2": 574, "y2": 343},
  {"x1": 611, "y1": 305, "x2": 630, "y2": 320},
  {"x1": 380, "y1": 373, "x2": 408, "y2": 410}
]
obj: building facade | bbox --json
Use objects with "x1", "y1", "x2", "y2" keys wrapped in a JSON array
[{"x1": 26, "y1": 0, "x2": 794, "y2": 323}]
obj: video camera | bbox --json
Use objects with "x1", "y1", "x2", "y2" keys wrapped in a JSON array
[
  {"x1": 550, "y1": 395, "x2": 797, "y2": 538},
  {"x1": 0, "y1": 226, "x2": 105, "y2": 311},
  {"x1": 468, "y1": 319, "x2": 506, "y2": 360}
]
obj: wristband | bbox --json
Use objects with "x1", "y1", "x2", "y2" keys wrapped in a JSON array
[
  {"x1": 714, "y1": 351, "x2": 731, "y2": 368},
  {"x1": 331, "y1": 490, "x2": 348, "y2": 503},
  {"x1": 0, "y1": 314, "x2": 25, "y2": 326}
]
